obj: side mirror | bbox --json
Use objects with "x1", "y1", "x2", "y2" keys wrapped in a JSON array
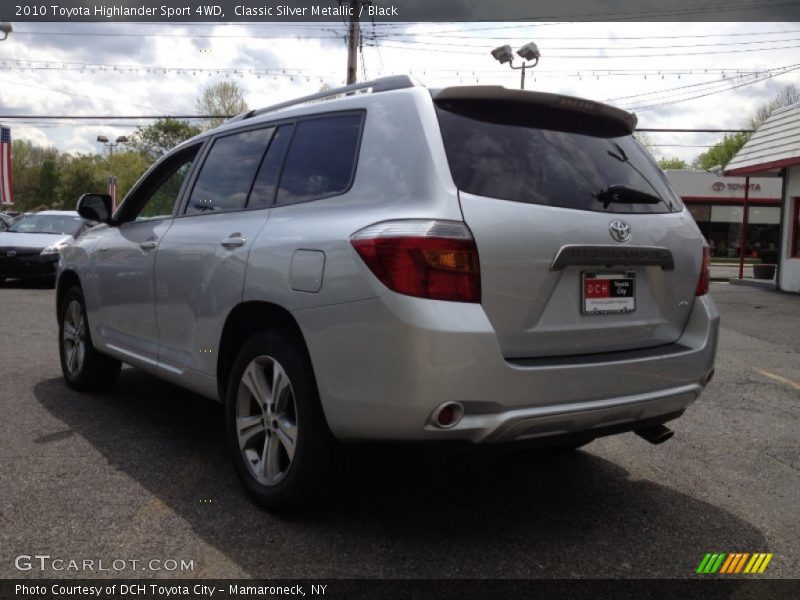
[{"x1": 77, "y1": 193, "x2": 113, "y2": 224}]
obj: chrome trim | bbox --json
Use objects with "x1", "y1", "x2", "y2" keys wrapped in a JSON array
[{"x1": 550, "y1": 244, "x2": 675, "y2": 270}]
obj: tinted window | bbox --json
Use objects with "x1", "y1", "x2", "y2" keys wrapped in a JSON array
[
  {"x1": 276, "y1": 114, "x2": 362, "y2": 206},
  {"x1": 138, "y1": 160, "x2": 195, "y2": 220},
  {"x1": 248, "y1": 124, "x2": 293, "y2": 208},
  {"x1": 436, "y1": 104, "x2": 682, "y2": 214},
  {"x1": 186, "y1": 127, "x2": 275, "y2": 215}
]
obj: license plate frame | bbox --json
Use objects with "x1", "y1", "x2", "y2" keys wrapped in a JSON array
[{"x1": 581, "y1": 271, "x2": 636, "y2": 315}]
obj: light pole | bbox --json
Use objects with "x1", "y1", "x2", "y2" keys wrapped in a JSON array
[
  {"x1": 0, "y1": 23, "x2": 12, "y2": 42},
  {"x1": 491, "y1": 42, "x2": 540, "y2": 90},
  {"x1": 97, "y1": 135, "x2": 128, "y2": 210}
]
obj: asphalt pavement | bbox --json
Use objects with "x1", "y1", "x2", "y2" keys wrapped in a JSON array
[{"x1": 0, "y1": 280, "x2": 798, "y2": 579}]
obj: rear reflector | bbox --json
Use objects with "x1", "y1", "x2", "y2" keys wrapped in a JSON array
[
  {"x1": 351, "y1": 220, "x2": 481, "y2": 303},
  {"x1": 696, "y1": 245, "x2": 710, "y2": 296}
]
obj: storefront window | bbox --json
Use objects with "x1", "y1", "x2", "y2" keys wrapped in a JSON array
[
  {"x1": 793, "y1": 199, "x2": 800, "y2": 258},
  {"x1": 706, "y1": 205, "x2": 780, "y2": 259}
]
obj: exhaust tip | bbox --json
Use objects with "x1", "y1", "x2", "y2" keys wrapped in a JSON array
[
  {"x1": 635, "y1": 424, "x2": 674, "y2": 445},
  {"x1": 431, "y1": 402, "x2": 464, "y2": 429}
]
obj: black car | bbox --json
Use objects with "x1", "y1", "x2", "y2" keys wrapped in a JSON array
[{"x1": 0, "y1": 211, "x2": 87, "y2": 284}]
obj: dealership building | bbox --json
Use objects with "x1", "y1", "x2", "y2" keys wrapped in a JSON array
[
  {"x1": 724, "y1": 102, "x2": 800, "y2": 293},
  {"x1": 664, "y1": 169, "x2": 782, "y2": 259}
]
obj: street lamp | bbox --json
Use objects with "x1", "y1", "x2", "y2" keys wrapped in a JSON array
[
  {"x1": 96, "y1": 135, "x2": 129, "y2": 210},
  {"x1": 0, "y1": 22, "x2": 12, "y2": 41},
  {"x1": 491, "y1": 41, "x2": 540, "y2": 90}
]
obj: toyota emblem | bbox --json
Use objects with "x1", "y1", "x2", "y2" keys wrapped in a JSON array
[
  {"x1": 609, "y1": 220, "x2": 632, "y2": 243},
  {"x1": 6, "y1": 250, "x2": 16, "y2": 257}
]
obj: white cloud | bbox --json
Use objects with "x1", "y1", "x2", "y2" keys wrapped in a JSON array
[{"x1": 0, "y1": 20, "x2": 798, "y2": 163}]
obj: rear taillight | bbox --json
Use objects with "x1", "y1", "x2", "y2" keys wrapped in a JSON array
[
  {"x1": 350, "y1": 220, "x2": 481, "y2": 303},
  {"x1": 696, "y1": 245, "x2": 710, "y2": 296}
]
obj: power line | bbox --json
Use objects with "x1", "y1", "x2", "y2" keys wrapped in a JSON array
[
  {"x1": 368, "y1": 35, "x2": 800, "y2": 51},
  {"x1": 627, "y1": 64, "x2": 800, "y2": 111},
  {"x1": 367, "y1": 40, "x2": 800, "y2": 58}
]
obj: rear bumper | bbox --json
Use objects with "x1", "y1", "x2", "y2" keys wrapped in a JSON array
[{"x1": 294, "y1": 293, "x2": 719, "y2": 443}]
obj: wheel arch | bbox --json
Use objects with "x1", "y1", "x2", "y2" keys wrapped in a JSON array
[
  {"x1": 217, "y1": 301, "x2": 312, "y2": 402},
  {"x1": 56, "y1": 270, "x2": 81, "y2": 319}
]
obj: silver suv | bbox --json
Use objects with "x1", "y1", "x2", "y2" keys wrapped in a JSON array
[{"x1": 57, "y1": 76, "x2": 718, "y2": 510}]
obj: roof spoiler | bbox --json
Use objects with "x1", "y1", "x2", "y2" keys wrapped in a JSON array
[{"x1": 432, "y1": 86, "x2": 637, "y2": 137}]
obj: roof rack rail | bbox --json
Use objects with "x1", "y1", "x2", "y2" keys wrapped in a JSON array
[{"x1": 228, "y1": 75, "x2": 418, "y2": 124}]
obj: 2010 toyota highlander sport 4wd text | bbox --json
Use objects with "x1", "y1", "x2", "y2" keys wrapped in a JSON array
[{"x1": 56, "y1": 76, "x2": 719, "y2": 510}]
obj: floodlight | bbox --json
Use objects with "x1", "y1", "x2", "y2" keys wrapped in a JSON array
[
  {"x1": 490, "y1": 45, "x2": 514, "y2": 65},
  {"x1": 517, "y1": 42, "x2": 540, "y2": 62}
]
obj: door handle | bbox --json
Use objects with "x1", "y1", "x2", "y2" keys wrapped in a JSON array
[
  {"x1": 220, "y1": 236, "x2": 246, "y2": 249},
  {"x1": 140, "y1": 241, "x2": 158, "y2": 251}
]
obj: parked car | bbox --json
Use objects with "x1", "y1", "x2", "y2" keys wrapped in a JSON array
[
  {"x1": 56, "y1": 77, "x2": 719, "y2": 510},
  {"x1": 0, "y1": 212, "x2": 14, "y2": 231},
  {"x1": 0, "y1": 210, "x2": 87, "y2": 284}
]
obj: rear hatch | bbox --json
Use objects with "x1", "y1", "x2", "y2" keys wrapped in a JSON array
[{"x1": 433, "y1": 87, "x2": 704, "y2": 358}]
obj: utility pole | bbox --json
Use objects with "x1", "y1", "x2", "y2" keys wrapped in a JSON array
[
  {"x1": 344, "y1": 0, "x2": 372, "y2": 84},
  {"x1": 345, "y1": 0, "x2": 361, "y2": 85}
]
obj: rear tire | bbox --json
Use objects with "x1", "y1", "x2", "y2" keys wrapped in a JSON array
[
  {"x1": 58, "y1": 286, "x2": 121, "y2": 392},
  {"x1": 225, "y1": 327, "x2": 338, "y2": 511}
]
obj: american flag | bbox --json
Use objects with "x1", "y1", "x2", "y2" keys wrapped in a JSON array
[{"x1": 0, "y1": 126, "x2": 12, "y2": 205}]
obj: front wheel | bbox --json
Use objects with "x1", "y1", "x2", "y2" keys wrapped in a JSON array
[
  {"x1": 59, "y1": 286, "x2": 121, "y2": 391},
  {"x1": 225, "y1": 328, "x2": 338, "y2": 511}
]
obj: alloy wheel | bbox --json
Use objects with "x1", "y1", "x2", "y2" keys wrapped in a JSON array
[
  {"x1": 62, "y1": 300, "x2": 86, "y2": 376},
  {"x1": 235, "y1": 356, "x2": 298, "y2": 486}
]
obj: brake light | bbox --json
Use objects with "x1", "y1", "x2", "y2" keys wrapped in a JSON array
[
  {"x1": 351, "y1": 220, "x2": 481, "y2": 303},
  {"x1": 696, "y1": 245, "x2": 710, "y2": 296}
]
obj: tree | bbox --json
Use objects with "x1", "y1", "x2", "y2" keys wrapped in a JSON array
[
  {"x1": 691, "y1": 84, "x2": 800, "y2": 170},
  {"x1": 633, "y1": 131, "x2": 659, "y2": 158},
  {"x1": 658, "y1": 157, "x2": 688, "y2": 170},
  {"x1": 746, "y1": 83, "x2": 800, "y2": 130},
  {"x1": 129, "y1": 118, "x2": 202, "y2": 161},
  {"x1": 109, "y1": 151, "x2": 151, "y2": 202},
  {"x1": 692, "y1": 132, "x2": 749, "y2": 170},
  {"x1": 196, "y1": 81, "x2": 248, "y2": 129},
  {"x1": 55, "y1": 154, "x2": 106, "y2": 210}
]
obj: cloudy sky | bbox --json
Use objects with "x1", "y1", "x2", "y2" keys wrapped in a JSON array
[{"x1": 1, "y1": 20, "x2": 800, "y2": 162}]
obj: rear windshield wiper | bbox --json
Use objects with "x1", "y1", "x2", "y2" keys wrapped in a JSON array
[{"x1": 595, "y1": 184, "x2": 664, "y2": 209}]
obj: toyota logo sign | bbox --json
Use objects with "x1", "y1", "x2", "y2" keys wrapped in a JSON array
[{"x1": 609, "y1": 220, "x2": 632, "y2": 243}]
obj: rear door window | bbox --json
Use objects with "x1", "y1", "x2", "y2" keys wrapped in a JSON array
[
  {"x1": 435, "y1": 102, "x2": 682, "y2": 214},
  {"x1": 275, "y1": 113, "x2": 363, "y2": 206},
  {"x1": 247, "y1": 124, "x2": 294, "y2": 209},
  {"x1": 185, "y1": 127, "x2": 275, "y2": 215}
]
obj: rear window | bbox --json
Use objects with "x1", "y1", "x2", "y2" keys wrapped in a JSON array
[
  {"x1": 275, "y1": 113, "x2": 363, "y2": 206},
  {"x1": 436, "y1": 102, "x2": 682, "y2": 214}
]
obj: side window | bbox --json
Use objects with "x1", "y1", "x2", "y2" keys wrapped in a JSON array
[
  {"x1": 275, "y1": 114, "x2": 363, "y2": 206},
  {"x1": 138, "y1": 160, "x2": 194, "y2": 220},
  {"x1": 123, "y1": 144, "x2": 201, "y2": 223},
  {"x1": 185, "y1": 127, "x2": 275, "y2": 215},
  {"x1": 247, "y1": 124, "x2": 294, "y2": 209}
]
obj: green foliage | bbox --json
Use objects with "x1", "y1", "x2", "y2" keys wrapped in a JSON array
[
  {"x1": 196, "y1": 81, "x2": 248, "y2": 129},
  {"x1": 692, "y1": 132, "x2": 749, "y2": 170},
  {"x1": 8, "y1": 141, "x2": 152, "y2": 212},
  {"x1": 688, "y1": 84, "x2": 800, "y2": 170},
  {"x1": 658, "y1": 157, "x2": 689, "y2": 170},
  {"x1": 129, "y1": 118, "x2": 202, "y2": 161},
  {"x1": 54, "y1": 154, "x2": 107, "y2": 211}
]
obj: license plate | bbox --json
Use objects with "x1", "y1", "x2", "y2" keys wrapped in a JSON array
[{"x1": 582, "y1": 272, "x2": 636, "y2": 315}]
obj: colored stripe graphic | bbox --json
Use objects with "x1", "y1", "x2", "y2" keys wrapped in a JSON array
[
  {"x1": 698, "y1": 553, "x2": 727, "y2": 574},
  {"x1": 719, "y1": 554, "x2": 736, "y2": 573},
  {"x1": 699, "y1": 553, "x2": 774, "y2": 574}
]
